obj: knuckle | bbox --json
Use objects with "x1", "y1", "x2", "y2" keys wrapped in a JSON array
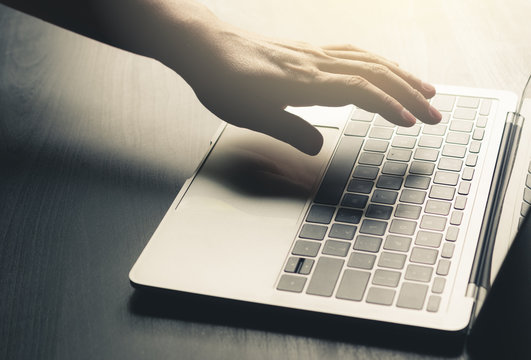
[
  {"x1": 367, "y1": 63, "x2": 391, "y2": 77},
  {"x1": 346, "y1": 75, "x2": 369, "y2": 89}
]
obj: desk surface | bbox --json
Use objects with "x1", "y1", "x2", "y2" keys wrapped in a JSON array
[{"x1": 1, "y1": 1, "x2": 531, "y2": 359}]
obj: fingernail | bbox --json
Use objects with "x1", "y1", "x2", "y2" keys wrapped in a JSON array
[
  {"x1": 422, "y1": 82, "x2": 436, "y2": 93},
  {"x1": 400, "y1": 108, "x2": 417, "y2": 126},
  {"x1": 429, "y1": 106, "x2": 442, "y2": 122}
]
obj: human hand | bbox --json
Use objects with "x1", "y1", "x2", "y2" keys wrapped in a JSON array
[{"x1": 166, "y1": 14, "x2": 441, "y2": 155}]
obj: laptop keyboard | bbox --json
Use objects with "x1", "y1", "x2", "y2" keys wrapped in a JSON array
[{"x1": 277, "y1": 94, "x2": 493, "y2": 312}]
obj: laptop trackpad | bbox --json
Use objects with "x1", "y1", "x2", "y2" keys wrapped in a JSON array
[{"x1": 131, "y1": 124, "x2": 340, "y2": 299}]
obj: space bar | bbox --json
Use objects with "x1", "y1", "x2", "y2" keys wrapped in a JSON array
[{"x1": 314, "y1": 136, "x2": 364, "y2": 205}]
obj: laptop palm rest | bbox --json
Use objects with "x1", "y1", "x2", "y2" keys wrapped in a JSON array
[{"x1": 130, "y1": 124, "x2": 340, "y2": 302}]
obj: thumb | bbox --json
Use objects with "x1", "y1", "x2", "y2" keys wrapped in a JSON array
[{"x1": 250, "y1": 109, "x2": 324, "y2": 156}]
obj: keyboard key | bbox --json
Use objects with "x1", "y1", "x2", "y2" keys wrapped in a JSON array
[
  {"x1": 336, "y1": 270, "x2": 370, "y2": 301},
  {"x1": 396, "y1": 282, "x2": 428, "y2": 310},
  {"x1": 366, "y1": 204, "x2": 393, "y2": 220},
  {"x1": 410, "y1": 247, "x2": 438, "y2": 265},
  {"x1": 378, "y1": 252, "x2": 407, "y2": 269},
  {"x1": 299, "y1": 258, "x2": 315, "y2": 275},
  {"x1": 382, "y1": 161, "x2": 408, "y2": 176},
  {"x1": 372, "y1": 269, "x2": 401, "y2": 287},
  {"x1": 446, "y1": 227, "x2": 459, "y2": 241},
  {"x1": 457, "y1": 96, "x2": 480, "y2": 108},
  {"x1": 396, "y1": 124, "x2": 421, "y2": 136},
  {"x1": 525, "y1": 188, "x2": 531, "y2": 205},
  {"x1": 462, "y1": 167, "x2": 475, "y2": 181},
  {"x1": 420, "y1": 214, "x2": 447, "y2": 231},
  {"x1": 441, "y1": 243, "x2": 455, "y2": 258},
  {"x1": 359, "y1": 220, "x2": 388, "y2": 236},
  {"x1": 285, "y1": 258, "x2": 315, "y2": 275},
  {"x1": 366, "y1": 287, "x2": 395, "y2": 305},
  {"x1": 431, "y1": 94, "x2": 456, "y2": 111},
  {"x1": 394, "y1": 203, "x2": 422, "y2": 219},
  {"x1": 335, "y1": 208, "x2": 363, "y2": 224},
  {"x1": 441, "y1": 112, "x2": 451, "y2": 124},
  {"x1": 284, "y1": 257, "x2": 300, "y2": 273},
  {"x1": 422, "y1": 124, "x2": 447, "y2": 136},
  {"x1": 389, "y1": 219, "x2": 417, "y2": 235},
  {"x1": 432, "y1": 277, "x2": 446, "y2": 294},
  {"x1": 347, "y1": 179, "x2": 374, "y2": 194},
  {"x1": 399, "y1": 189, "x2": 426, "y2": 204},
  {"x1": 384, "y1": 235, "x2": 412, "y2": 252},
  {"x1": 454, "y1": 196, "x2": 467, "y2": 210},
  {"x1": 442, "y1": 144, "x2": 467, "y2": 158},
  {"x1": 391, "y1": 136, "x2": 416, "y2": 149},
  {"x1": 429, "y1": 185, "x2": 455, "y2": 201},
  {"x1": 415, "y1": 230, "x2": 442, "y2": 248},
  {"x1": 425, "y1": 199, "x2": 451, "y2": 215},
  {"x1": 364, "y1": 139, "x2": 389, "y2": 152},
  {"x1": 438, "y1": 157, "x2": 463, "y2": 172},
  {"x1": 446, "y1": 132, "x2": 470, "y2": 145},
  {"x1": 323, "y1": 240, "x2": 351, "y2": 257},
  {"x1": 405, "y1": 264, "x2": 433, "y2": 282},
  {"x1": 372, "y1": 189, "x2": 398, "y2": 204},
  {"x1": 299, "y1": 224, "x2": 327, "y2": 240},
  {"x1": 351, "y1": 108, "x2": 374, "y2": 121},
  {"x1": 427, "y1": 295, "x2": 441, "y2": 312},
  {"x1": 409, "y1": 161, "x2": 435, "y2": 175},
  {"x1": 277, "y1": 274, "x2": 306, "y2": 293},
  {"x1": 469, "y1": 141, "x2": 481, "y2": 153},
  {"x1": 453, "y1": 108, "x2": 476, "y2": 120},
  {"x1": 341, "y1": 193, "x2": 369, "y2": 209},
  {"x1": 306, "y1": 205, "x2": 335, "y2": 224},
  {"x1": 292, "y1": 240, "x2": 321, "y2": 257},
  {"x1": 466, "y1": 154, "x2": 478, "y2": 167},
  {"x1": 344, "y1": 121, "x2": 370, "y2": 137},
  {"x1": 374, "y1": 115, "x2": 396, "y2": 127},
  {"x1": 369, "y1": 127, "x2": 394, "y2": 140},
  {"x1": 436, "y1": 259, "x2": 451, "y2": 276},
  {"x1": 472, "y1": 128, "x2": 485, "y2": 141},
  {"x1": 354, "y1": 235, "x2": 383, "y2": 252},
  {"x1": 413, "y1": 148, "x2": 439, "y2": 162},
  {"x1": 479, "y1": 99, "x2": 492, "y2": 115},
  {"x1": 306, "y1": 257, "x2": 344, "y2": 296},
  {"x1": 418, "y1": 135, "x2": 443, "y2": 148},
  {"x1": 449, "y1": 120, "x2": 474, "y2": 132},
  {"x1": 348, "y1": 252, "x2": 376, "y2": 269},
  {"x1": 353, "y1": 165, "x2": 379, "y2": 180},
  {"x1": 359, "y1": 152, "x2": 384, "y2": 166},
  {"x1": 376, "y1": 175, "x2": 403, "y2": 190},
  {"x1": 458, "y1": 182, "x2": 471, "y2": 195},
  {"x1": 450, "y1": 210, "x2": 463, "y2": 226},
  {"x1": 476, "y1": 116, "x2": 488, "y2": 127},
  {"x1": 329, "y1": 223, "x2": 357, "y2": 240},
  {"x1": 404, "y1": 175, "x2": 430, "y2": 190},
  {"x1": 434, "y1": 171, "x2": 459, "y2": 186},
  {"x1": 387, "y1": 148, "x2": 413, "y2": 162},
  {"x1": 314, "y1": 136, "x2": 363, "y2": 205}
]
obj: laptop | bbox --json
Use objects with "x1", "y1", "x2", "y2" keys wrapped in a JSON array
[{"x1": 129, "y1": 77, "x2": 530, "y2": 333}]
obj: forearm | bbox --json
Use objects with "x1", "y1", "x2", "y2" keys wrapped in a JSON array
[{"x1": 0, "y1": 0, "x2": 223, "y2": 76}]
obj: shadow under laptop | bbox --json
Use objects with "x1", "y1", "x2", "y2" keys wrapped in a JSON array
[
  {"x1": 466, "y1": 211, "x2": 531, "y2": 359},
  {"x1": 128, "y1": 286, "x2": 465, "y2": 357}
]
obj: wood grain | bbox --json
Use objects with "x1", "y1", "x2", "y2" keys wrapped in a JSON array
[{"x1": 1, "y1": 1, "x2": 530, "y2": 359}]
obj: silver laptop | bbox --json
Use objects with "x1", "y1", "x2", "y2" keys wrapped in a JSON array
[{"x1": 129, "y1": 80, "x2": 530, "y2": 333}]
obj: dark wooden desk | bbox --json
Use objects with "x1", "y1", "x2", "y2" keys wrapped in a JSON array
[{"x1": 1, "y1": 2, "x2": 530, "y2": 359}]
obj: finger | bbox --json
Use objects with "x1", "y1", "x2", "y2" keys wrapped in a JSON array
[
  {"x1": 318, "y1": 61, "x2": 440, "y2": 124},
  {"x1": 249, "y1": 108, "x2": 324, "y2": 155},
  {"x1": 322, "y1": 50, "x2": 434, "y2": 98},
  {"x1": 319, "y1": 73, "x2": 419, "y2": 127},
  {"x1": 320, "y1": 44, "x2": 367, "y2": 52}
]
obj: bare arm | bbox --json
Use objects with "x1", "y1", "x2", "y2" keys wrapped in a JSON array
[{"x1": 1, "y1": 0, "x2": 441, "y2": 155}]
